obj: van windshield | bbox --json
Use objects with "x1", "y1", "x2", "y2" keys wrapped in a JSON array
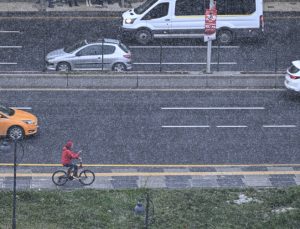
[{"x1": 134, "y1": 0, "x2": 158, "y2": 15}]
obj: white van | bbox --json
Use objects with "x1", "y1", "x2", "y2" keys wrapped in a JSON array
[{"x1": 121, "y1": 0, "x2": 264, "y2": 44}]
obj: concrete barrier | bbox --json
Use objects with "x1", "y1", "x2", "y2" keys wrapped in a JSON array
[{"x1": 0, "y1": 72, "x2": 285, "y2": 89}]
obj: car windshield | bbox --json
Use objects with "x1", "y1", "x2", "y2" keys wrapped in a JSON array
[
  {"x1": 0, "y1": 104, "x2": 14, "y2": 116},
  {"x1": 119, "y1": 43, "x2": 130, "y2": 53},
  {"x1": 134, "y1": 0, "x2": 158, "y2": 14},
  {"x1": 289, "y1": 64, "x2": 300, "y2": 74},
  {"x1": 64, "y1": 40, "x2": 87, "y2": 53}
]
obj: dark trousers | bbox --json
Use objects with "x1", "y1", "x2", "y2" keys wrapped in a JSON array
[{"x1": 64, "y1": 163, "x2": 78, "y2": 176}]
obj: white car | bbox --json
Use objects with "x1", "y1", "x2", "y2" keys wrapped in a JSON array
[{"x1": 284, "y1": 60, "x2": 300, "y2": 92}]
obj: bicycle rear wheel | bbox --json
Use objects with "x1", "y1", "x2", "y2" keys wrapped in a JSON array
[
  {"x1": 52, "y1": 170, "x2": 68, "y2": 186},
  {"x1": 79, "y1": 169, "x2": 95, "y2": 185}
]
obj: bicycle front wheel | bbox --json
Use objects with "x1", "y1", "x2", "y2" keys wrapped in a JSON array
[
  {"x1": 52, "y1": 170, "x2": 68, "y2": 186},
  {"x1": 79, "y1": 170, "x2": 95, "y2": 185}
]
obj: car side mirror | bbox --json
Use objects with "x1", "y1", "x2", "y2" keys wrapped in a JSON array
[{"x1": 76, "y1": 52, "x2": 82, "y2": 56}]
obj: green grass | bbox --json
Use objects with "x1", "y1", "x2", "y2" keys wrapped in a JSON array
[{"x1": 1, "y1": 187, "x2": 300, "y2": 228}]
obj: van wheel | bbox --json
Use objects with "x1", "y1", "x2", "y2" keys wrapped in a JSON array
[
  {"x1": 135, "y1": 29, "x2": 152, "y2": 45},
  {"x1": 8, "y1": 126, "x2": 24, "y2": 140},
  {"x1": 217, "y1": 30, "x2": 233, "y2": 45}
]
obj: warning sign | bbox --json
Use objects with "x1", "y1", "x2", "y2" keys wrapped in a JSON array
[{"x1": 205, "y1": 9, "x2": 217, "y2": 35}]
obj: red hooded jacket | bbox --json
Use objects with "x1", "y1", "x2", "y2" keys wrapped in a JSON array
[{"x1": 61, "y1": 146, "x2": 80, "y2": 165}]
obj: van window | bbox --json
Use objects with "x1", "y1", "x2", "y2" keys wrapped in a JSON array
[
  {"x1": 175, "y1": 0, "x2": 204, "y2": 16},
  {"x1": 216, "y1": 0, "x2": 256, "y2": 15},
  {"x1": 134, "y1": 0, "x2": 158, "y2": 15},
  {"x1": 142, "y1": 3, "x2": 169, "y2": 20}
]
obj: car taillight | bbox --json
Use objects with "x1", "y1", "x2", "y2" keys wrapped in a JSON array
[
  {"x1": 123, "y1": 54, "x2": 131, "y2": 59},
  {"x1": 290, "y1": 74, "x2": 300, "y2": 79}
]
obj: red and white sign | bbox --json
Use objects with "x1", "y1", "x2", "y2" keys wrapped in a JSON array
[
  {"x1": 205, "y1": 9, "x2": 217, "y2": 35},
  {"x1": 204, "y1": 8, "x2": 217, "y2": 41}
]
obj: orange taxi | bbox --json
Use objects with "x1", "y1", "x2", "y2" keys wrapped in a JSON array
[{"x1": 0, "y1": 104, "x2": 38, "y2": 140}]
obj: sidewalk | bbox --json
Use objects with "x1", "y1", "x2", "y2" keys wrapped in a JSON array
[
  {"x1": 1, "y1": 164, "x2": 300, "y2": 190},
  {"x1": 0, "y1": 0, "x2": 299, "y2": 14}
]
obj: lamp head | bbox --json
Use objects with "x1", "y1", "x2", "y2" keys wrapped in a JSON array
[{"x1": 134, "y1": 201, "x2": 145, "y2": 215}]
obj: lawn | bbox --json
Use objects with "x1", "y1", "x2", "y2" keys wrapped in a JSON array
[{"x1": 1, "y1": 187, "x2": 300, "y2": 228}]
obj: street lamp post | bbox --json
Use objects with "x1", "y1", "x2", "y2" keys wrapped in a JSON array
[
  {"x1": 12, "y1": 140, "x2": 17, "y2": 229},
  {"x1": 134, "y1": 192, "x2": 154, "y2": 229},
  {"x1": 0, "y1": 139, "x2": 23, "y2": 229}
]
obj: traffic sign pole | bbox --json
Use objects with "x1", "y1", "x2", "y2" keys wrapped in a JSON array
[
  {"x1": 205, "y1": 0, "x2": 217, "y2": 74},
  {"x1": 207, "y1": 38, "x2": 212, "y2": 73}
]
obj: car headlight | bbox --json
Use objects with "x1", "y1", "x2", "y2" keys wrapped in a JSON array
[
  {"x1": 46, "y1": 58, "x2": 55, "y2": 63},
  {"x1": 22, "y1": 120, "x2": 34, "y2": 125},
  {"x1": 125, "y1": 18, "x2": 136, "y2": 24}
]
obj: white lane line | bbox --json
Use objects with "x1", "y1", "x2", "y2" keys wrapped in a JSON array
[
  {"x1": 263, "y1": 125, "x2": 297, "y2": 128},
  {"x1": 130, "y1": 46, "x2": 240, "y2": 49},
  {"x1": 134, "y1": 62, "x2": 237, "y2": 65},
  {"x1": 11, "y1": 107, "x2": 32, "y2": 110},
  {"x1": 0, "y1": 31, "x2": 21, "y2": 34},
  {"x1": 0, "y1": 63, "x2": 17, "y2": 65},
  {"x1": 162, "y1": 125, "x2": 210, "y2": 128},
  {"x1": 0, "y1": 46, "x2": 22, "y2": 49},
  {"x1": 161, "y1": 107, "x2": 265, "y2": 110},
  {"x1": 217, "y1": 125, "x2": 248, "y2": 128}
]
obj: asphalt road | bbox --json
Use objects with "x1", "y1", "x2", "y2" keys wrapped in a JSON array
[
  {"x1": 1, "y1": 89, "x2": 300, "y2": 166},
  {"x1": 0, "y1": 14, "x2": 299, "y2": 72}
]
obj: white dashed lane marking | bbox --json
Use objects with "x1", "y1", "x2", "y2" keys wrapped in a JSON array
[{"x1": 161, "y1": 107, "x2": 265, "y2": 110}]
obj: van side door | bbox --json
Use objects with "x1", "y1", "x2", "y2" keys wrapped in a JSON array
[
  {"x1": 172, "y1": 0, "x2": 209, "y2": 32},
  {"x1": 141, "y1": 2, "x2": 170, "y2": 31}
]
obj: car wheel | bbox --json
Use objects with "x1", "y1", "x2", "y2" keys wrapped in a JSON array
[
  {"x1": 112, "y1": 63, "x2": 127, "y2": 72},
  {"x1": 135, "y1": 29, "x2": 152, "y2": 45},
  {"x1": 56, "y1": 62, "x2": 71, "y2": 72},
  {"x1": 217, "y1": 30, "x2": 233, "y2": 45},
  {"x1": 8, "y1": 126, "x2": 24, "y2": 140}
]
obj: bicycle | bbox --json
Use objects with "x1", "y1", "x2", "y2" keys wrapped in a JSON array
[{"x1": 52, "y1": 157, "x2": 95, "y2": 186}]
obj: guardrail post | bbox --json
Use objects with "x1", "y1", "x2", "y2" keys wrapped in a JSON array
[
  {"x1": 274, "y1": 50, "x2": 278, "y2": 73},
  {"x1": 217, "y1": 42, "x2": 220, "y2": 72},
  {"x1": 102, "y1": 40, "x2": 104, "y2": 71},
  {"x1": 159, "y1": 44, "x2": 163, "y2": 72},
  {"x1": 66, "y1": 72, "x2": 69, "y2": 88}
]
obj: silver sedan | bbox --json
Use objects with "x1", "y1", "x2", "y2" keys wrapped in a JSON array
[{"x1": 45, "y1": 38, "x2": 132, "y2": 72}]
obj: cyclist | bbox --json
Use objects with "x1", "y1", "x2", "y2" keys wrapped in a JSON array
[{"x1": 61, "y1": 140, "x2": 81, "y2": 178}]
